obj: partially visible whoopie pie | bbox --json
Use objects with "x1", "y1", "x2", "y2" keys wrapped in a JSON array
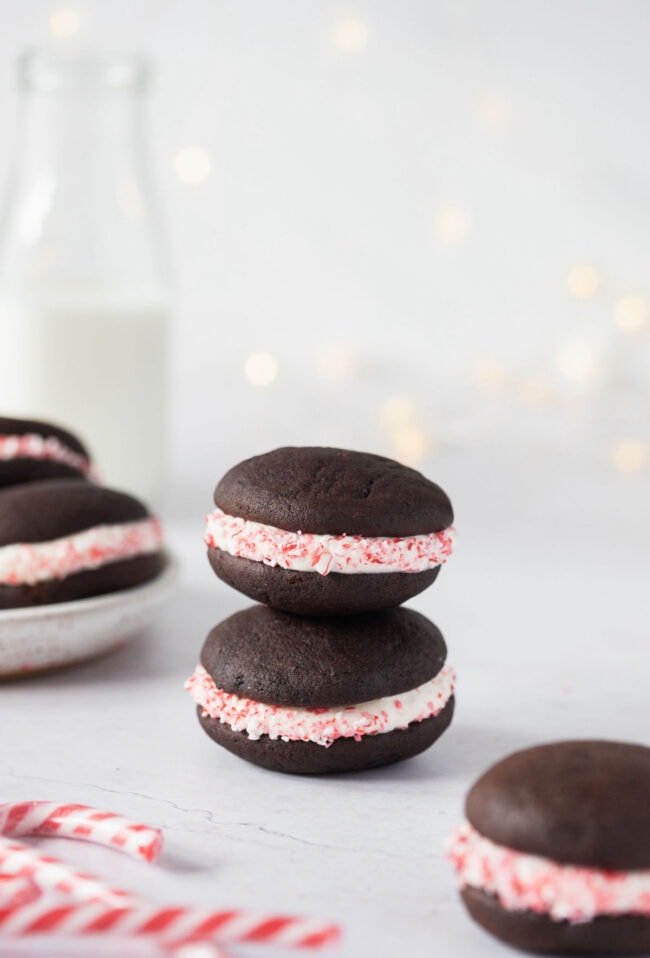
[
  {"x1": 0, "y1": 416, "x2": 95, "y2": 487},
  {"x1": 205, "y1": 447, "x2": 455, "y2": 616},
  {"x1": 185, "y1": 604, "x2": 455, "y2": 775},
  {"x1": 0, "y1": 479, "x2": 165, "y2": 608},
  {"x1": 447, "y1": 740, "x2": 650, "y2": 955}
]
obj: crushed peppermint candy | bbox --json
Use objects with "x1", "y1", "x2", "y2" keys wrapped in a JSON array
[
  {"x1": 0, "y1": 518, "x2": 163, "y2": 586},
  {"x1": 185, "y1": 663, "x2": 455, "y2": 748},
  {"x1": 446, "y1": 822, "x2": 650, "y2": 923},
  {"x1": 205, "y1": 508, "x2": 455, "y2": 576},
  {"x1": 0, "y1": 433, "x2": 96, "y2": 479}
]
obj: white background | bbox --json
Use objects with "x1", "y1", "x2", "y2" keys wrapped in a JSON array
[
  {"x1": 0, "y1": 3, "x2": 649, "y2": 957},
  {"x1": 0, "y1": 0, "x2": 648, "y2": 497}
]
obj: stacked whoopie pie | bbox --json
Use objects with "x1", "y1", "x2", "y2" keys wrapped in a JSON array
[
  {"x1": 0, "y1": 416, "x2": 165, "y2": 609},
  {"x1": 186, "y1": 446, "x2": 457, "y2": 775}
]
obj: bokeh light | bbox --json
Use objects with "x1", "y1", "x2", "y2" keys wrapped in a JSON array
[
  {"x1": 244, "y1": 352, "x2": 278, "y2": 387},
  {"x1": 516, "y1": 376, "x2": 555, "y2": 408},
  {"x1": 469, "y1": 358, "x2": 509, "y2": 390},
  {"x1": 476, "y1": 94, "x2": 512, "y2": 131},
  {"x1": 614, "y1": 295, "x2": 649, "y2": 331},
  {"x1": 433, "y1": 205, "x2": 470, "y2": 245},
  {"x1": 332, "y1": 16, "x2": 368, "y2": 53},
  {"x1": 380, "y1": 395, "x2": 416, "y2": 430},
  {"x1": 610, "y1": 439, "x2": 649, "y2": 475},
  {"x1": 49, "y1": 7, "x2": 81, "y2": 38},
  {"x1": 556, "y1": 341, "x2": 601, "y2": 386},
  {"x1": 317, "y1": 345, "x2": 359, "y2": 382},
  {"x1": 172, "y1": 147, "x2": 212, "y2": 186},
  {"x1": 391, "y1": 425, "x2": 429, "y2": 467},
  {"x1": 566, "y1": 264, "x2": 600, "y2": 300}
]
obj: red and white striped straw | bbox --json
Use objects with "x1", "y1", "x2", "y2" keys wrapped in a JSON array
[
  {"x1": 0, "y1": 802, "x2": 163, "y2": 862},
  {"x1": 0, "y1": 899, "x2": 341, "y2": 949},
  {"x1": 0, "y1": 874, "x2": 41, "y2": 909},
  {"x1": 0, "y1": 836, "x2": 136, "y2": 906}
]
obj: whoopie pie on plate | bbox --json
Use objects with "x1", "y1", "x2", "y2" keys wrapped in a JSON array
[
  {"x1": 0, "y1": 479, "x2": 165, "y2": 608},
  {"x1": 185, "y1": 604, "x2": 455, "y2": 775},
  {"x1": 205, "y1": 446, "x2": 455, "y2": 615},
  {"x1": 0, "y1": 416, "x2": 95, "y2": 487},
  {"x1": 446, "y1": 740, "x2": 650, "y2": 955}
]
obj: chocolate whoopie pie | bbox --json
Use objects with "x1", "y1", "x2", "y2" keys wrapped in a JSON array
[
  {"x1": 205, "y1": 447, "x2": 455, "y2": 616},
  {"x1": 447, "y1": 740, "x2": 650, "y2": 955},
  {"x1": 0, "y1": 416, "x2": 95, "y2": 487},
  {"x1": 0, "y1": 479, "x2": 165, "y2": 608},
  {"x1": 185, "y1": 604, "x2": 455, "y2": 775}
]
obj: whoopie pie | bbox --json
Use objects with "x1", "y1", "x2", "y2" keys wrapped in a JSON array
[
  {"x1": 185, "y1": 604, "x2": 455, "y2": 775},
  {"x1": 0, "y1": 479, "x2": 165, "y2": 608},
  {"x1": 205, "y1": 446, "x2": 455, "y2": 616},
  {"x1": 447, "y1": 740, "x2": 650, "y2": 955},
  {"x1": 0, "y1": 416, "x2": 95, "y2": 487}
]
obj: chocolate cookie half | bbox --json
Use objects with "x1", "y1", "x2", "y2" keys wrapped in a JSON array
[
  {"x1": 446, "y1": 740, "x2": 650, "y2": 954},
  {"x1": 185, "y1": 604, "x2": 455, "y2": 775},
  {"x1": 0, "y1": 479, "x2": 165, "y2": 608},
  {"x1": 206, "y1": 447, "x2": 455, "y2": 615},
  {"x1": 0, "y1": 416, "x2": 95, "y2": 487}
]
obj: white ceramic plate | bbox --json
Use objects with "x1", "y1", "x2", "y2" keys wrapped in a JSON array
[{"x1": 0, "y1": 555, "x2": 178, "y2": 678}]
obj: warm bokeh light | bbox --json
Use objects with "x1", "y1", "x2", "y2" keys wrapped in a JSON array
[
  {"x1": 244, "y1": 352, "x2": 278, "y2": 387},
  {"x1": 433, "y1": 204, "x2": 470, "y2": 245},
  {"x1": 332, "y1": 16, "x2": 368, "y2": 53},
  {"x1": 380, "y1": 395, "x2": 416, "y2": 430},
  {"x1": 566, "y1": 264, "x2": 600, "y2": 300},
  {"x1": 469, "y1": 358, "x2": 509, "y2": 390},
  {"x1": 172, "y1": 147, "x2": 212, "y2": 186},
  {"x1": 610, "y1": 439, "x2": 649, "y2": 475},
  {"x1": 49, "y1": 7, "x2": 81, "y2": 38},
  {"x1": 317, "y1": 345, "x2": 359, "y2": 381},
  {"x1": 391, "y1": 425, "x2": 429, "y2": 467},
  {"x1": 614, "y1": 294, "x2": 649, "y2": 331},
  {"x1": 556, "y1": 341, "x2": 600, "y2": 385},
  {"x1": 516, "y1": 376, "x2": 555, "y2": 408},
  {"x1": 476, "y1": 94, "x2": 512, "y2": 131}
]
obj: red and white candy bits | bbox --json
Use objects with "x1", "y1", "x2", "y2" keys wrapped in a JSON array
[{"x1": 0, "y1": 801, "x2": 341, "y2": 956}]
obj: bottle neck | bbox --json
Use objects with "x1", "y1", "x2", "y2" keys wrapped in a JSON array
[{"x1": 0, "y1": 78, "x2": 167, "y2": 292}]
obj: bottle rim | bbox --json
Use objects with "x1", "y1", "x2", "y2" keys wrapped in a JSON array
[{"x1": 19, "y1": 49, "x2": 150, "y2": 94}]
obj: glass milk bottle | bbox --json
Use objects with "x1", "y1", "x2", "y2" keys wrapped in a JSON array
[{"x1": 0, "y1": 51, "x2": 170, "y2": 504}]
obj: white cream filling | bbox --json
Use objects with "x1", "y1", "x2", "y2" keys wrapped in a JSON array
[
  {"x1": 185, "y1": 663, "x2": 456, "y2": 747},
  {"x1": 205, "y1": 508, "x2": 455, "y2": 575}
]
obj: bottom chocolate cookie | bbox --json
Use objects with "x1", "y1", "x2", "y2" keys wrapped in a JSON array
[
  {"x1": 461, "y1": 887, "x2": 650, "y2": 956},
  {"x1": 197, "y1": 698, "x2": 455, "y2": 775},
  {"x1": 208, "y1": 548, "x2": 440, "y2": 616},
  {"x1": 0, "y1": 554, "x2": 165, "y2": 609}
]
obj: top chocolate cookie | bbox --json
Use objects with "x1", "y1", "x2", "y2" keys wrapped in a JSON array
[
  {"x1": 206, "y1": 447, "x2": 455, "y2": 615},
  {"x1": 465, "y1": 739, "x2": 650, "y2": 870},
  {"x1": 214, "y1": 446, "x2": 453, "y2": 536},
  {"x1": 0, "y1": 416, "x2": 94, "y2": 488}
]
